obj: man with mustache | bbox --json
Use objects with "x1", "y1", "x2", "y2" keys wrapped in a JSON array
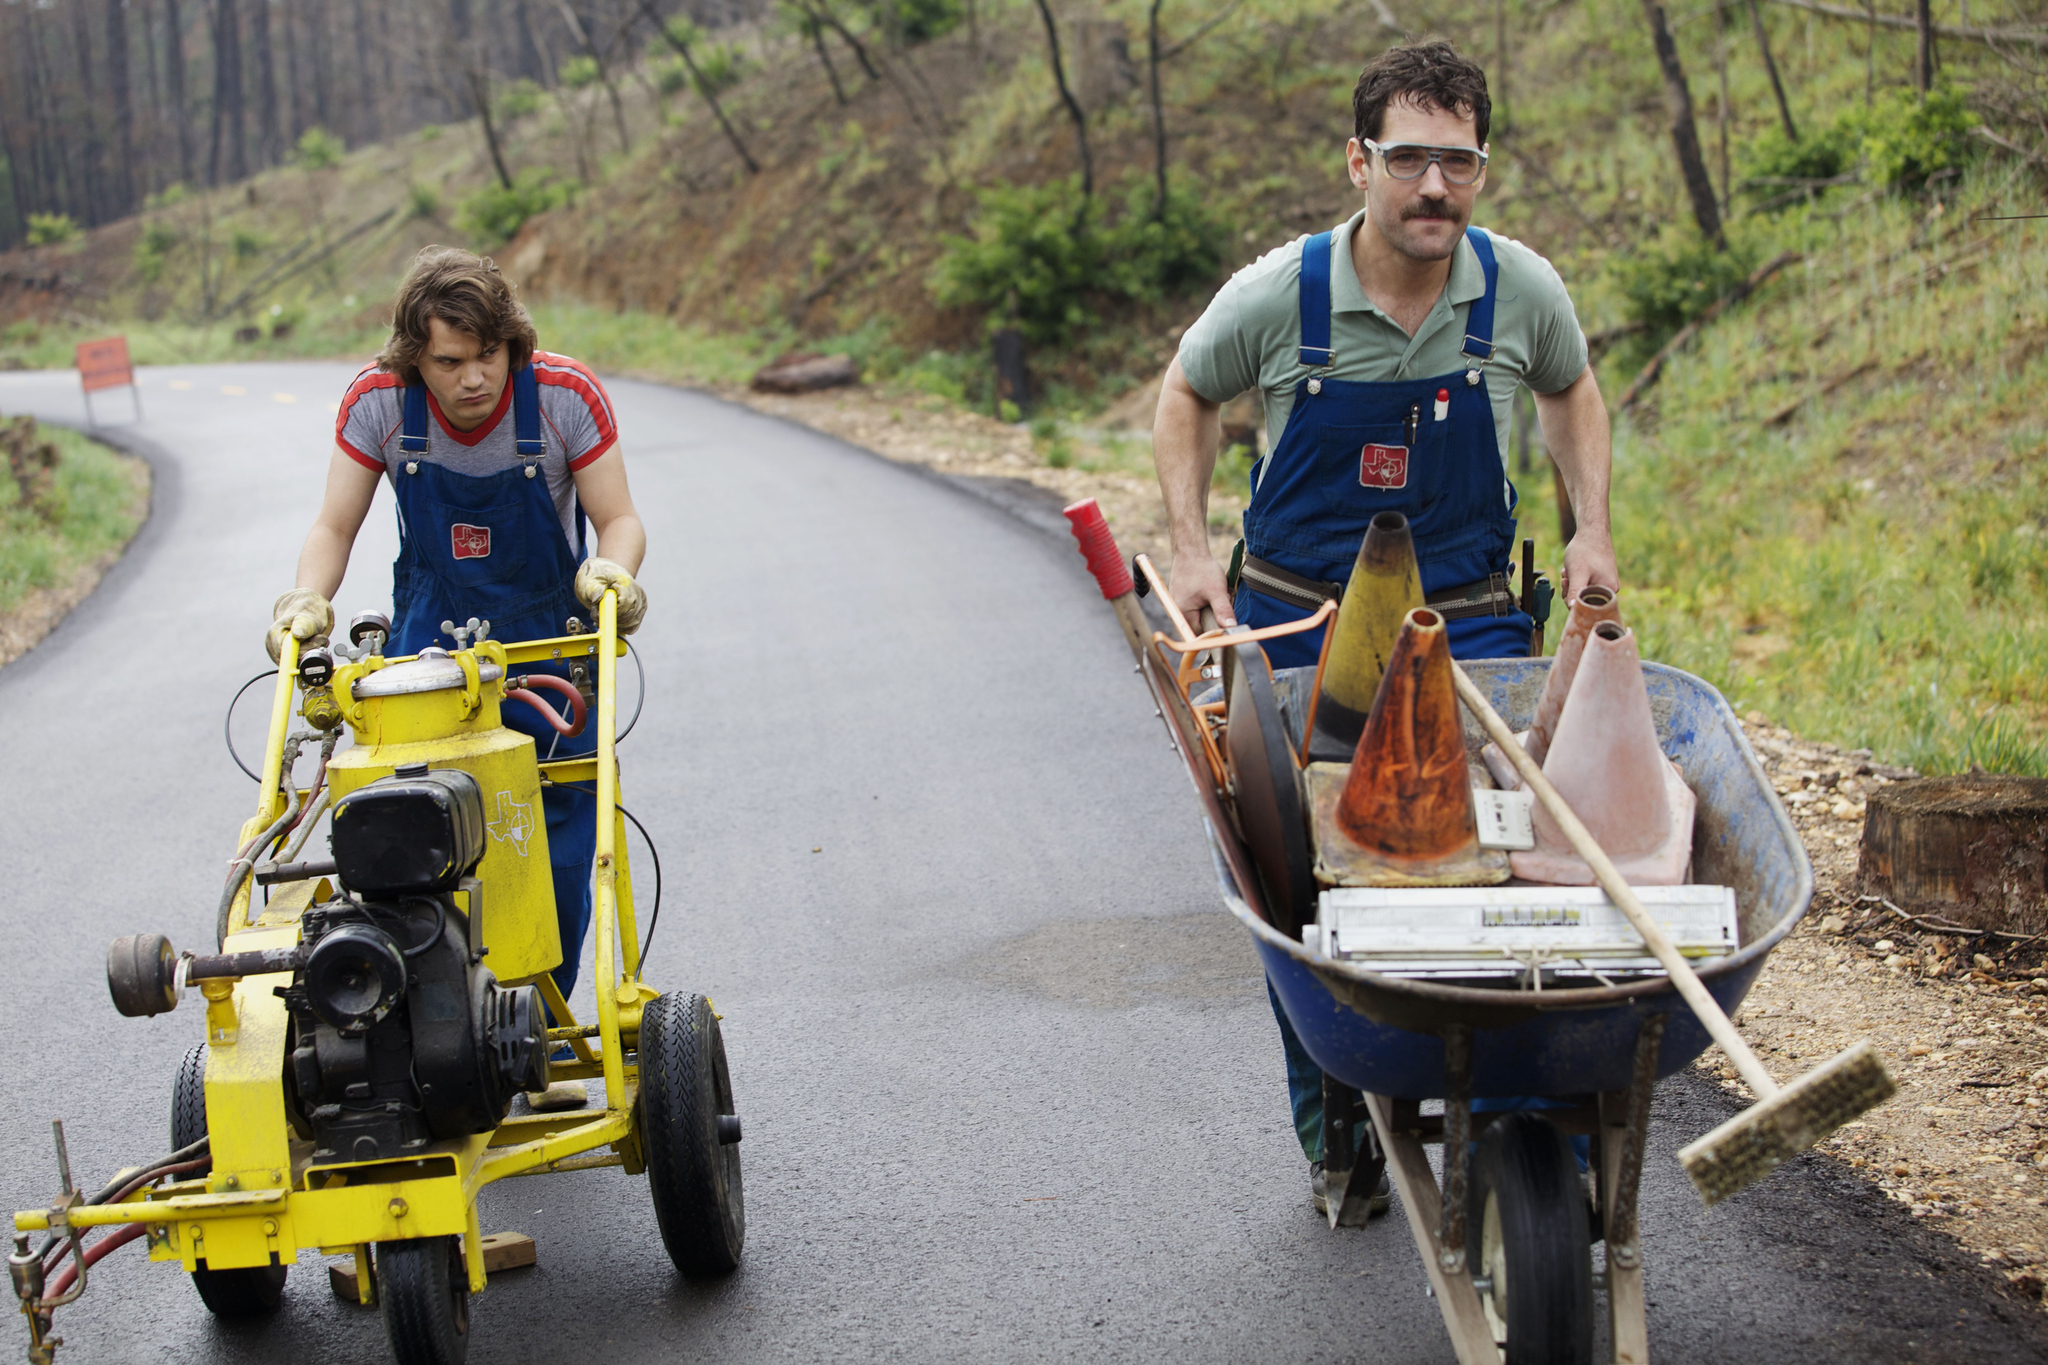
[{"x1": 1152, "y1": 40, "x2": 1616, "y2": 1220}]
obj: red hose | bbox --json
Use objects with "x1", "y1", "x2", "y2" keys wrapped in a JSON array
[
  {"x1": 44, "y1": 1222, "x2": 147, "y2": 1299},
  {"x1": 508, "y1": 674, "x2": 586, "y2": 737}
]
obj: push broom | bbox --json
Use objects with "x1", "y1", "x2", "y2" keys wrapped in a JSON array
[{"x1": 1449, "y1": 662, "x2": 1898, "y2": 1206}]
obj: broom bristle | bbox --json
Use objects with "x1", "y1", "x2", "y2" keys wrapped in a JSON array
[{"x1": 1678, "y1": 1040, "x2": 1899, "y2": 1207}]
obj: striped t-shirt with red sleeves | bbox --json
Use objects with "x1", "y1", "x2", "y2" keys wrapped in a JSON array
[{"x1": 334, "y1": 352, "x2": 619, "y2": 552}]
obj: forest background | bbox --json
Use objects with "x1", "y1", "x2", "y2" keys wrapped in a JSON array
[{"x1": 0, "y1": 0, "x2": 2043, "y2": 776}]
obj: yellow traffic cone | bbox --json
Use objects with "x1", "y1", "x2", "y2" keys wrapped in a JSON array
[
  {"x1": 1510, "y1": 622, "x2": 1696, "y2": 886},
  {"x1": 1306, "y1": 607, "x2": 1509, "y2": 887},
  {"x1": 1306, "y1": 511, "x2": 1426, "y2": 763}
]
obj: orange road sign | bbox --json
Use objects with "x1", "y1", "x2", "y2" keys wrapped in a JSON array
[
  {"x1": 75, "y1": 336, "x2": 142, "y2": 426},
  {"x1": 76, "y1": 336, "x2": 133, "y2": 393}
]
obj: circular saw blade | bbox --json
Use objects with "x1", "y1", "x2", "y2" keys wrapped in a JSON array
[{"x1": 1226, "y1": 640, "x2": 1317, "y2": 938}]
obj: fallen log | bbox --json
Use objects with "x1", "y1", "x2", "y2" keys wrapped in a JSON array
[{"x1": 750, "y1": 353, "x2": 861, "y2": 394}]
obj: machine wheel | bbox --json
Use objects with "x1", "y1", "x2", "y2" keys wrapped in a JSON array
[
  {"x1": 170, "y1": 1043, "x2": 288, "y2": 1317},
  {"x1": 377, "y1": 1236, "x2": 470, "y2": 1365},
  {"x1": 639, "y1": 992, "x2": 744, "y2": 1276},
  {"x1": 1467, "y1": 1112, "x2": 1594, "y2": 1365}
]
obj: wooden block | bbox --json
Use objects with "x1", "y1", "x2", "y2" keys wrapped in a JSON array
[
  {"x1": 480, "y1": 1231, "x2": 537, "y2": 1273},
  {"x1": 329, "y1": 1261, "x2": 364, "y2": 1303},
  {"x1": 1859, "y1": 775, "x2": 2048, "y2": 934}
]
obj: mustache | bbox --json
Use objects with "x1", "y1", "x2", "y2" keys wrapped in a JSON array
[{"x1": 1401, "y1": 197, "x2": 1463, "y2": 220}]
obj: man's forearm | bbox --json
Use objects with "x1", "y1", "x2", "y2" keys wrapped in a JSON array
[
  {"x1": 295, "y1": 525, "x2": 353, "y2": 602},
  {"x1": 1153, "y1": 367, "x2": 1224, "y2": 560},
  {"x1": 591, "y1": 514, "x2": 646, "y2": 575},
  {"x1": 1534, "y1": 367, "x2": 1613, "y2": 538}
]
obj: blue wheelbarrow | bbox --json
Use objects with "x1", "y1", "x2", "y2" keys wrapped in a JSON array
[{"x1": 1057, "y1": 501, "x2": 1847, "y2": 1365}]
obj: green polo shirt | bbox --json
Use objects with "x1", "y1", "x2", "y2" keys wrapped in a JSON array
[{"x1": 1177, "y1": 209, "x2": 1588, "y2": 459}]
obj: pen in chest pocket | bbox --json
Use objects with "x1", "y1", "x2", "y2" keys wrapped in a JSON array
[{"x1": 1404, "y1": 403, "x2": 1419, "y2": 446}]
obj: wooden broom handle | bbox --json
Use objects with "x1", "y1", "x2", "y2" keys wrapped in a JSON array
[{"x1": 1449, "y1": 662, "x2": 1781, "y2": 1099}]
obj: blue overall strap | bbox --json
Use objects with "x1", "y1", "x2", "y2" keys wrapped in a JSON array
[
  {"x1": 398, "y1": 384, "x2": 430, "y2": 455},
  {"x1": 511, "y1": 363, "x2": 544, "y2": 458},
  {"x1": 1297, "y1": 231, "x2": 1335, "y2": 368},
  {"x1": 1461, "y1": 226, "x2": 1500, "y2": 365}
]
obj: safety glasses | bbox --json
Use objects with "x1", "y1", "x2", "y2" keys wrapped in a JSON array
[{"x1": 1362, "y1": 139, "x2": 1488, "y2": 186}]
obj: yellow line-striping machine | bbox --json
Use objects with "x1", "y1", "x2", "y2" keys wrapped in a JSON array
[{"x1": 10, "y1": 590, "x2": 743, "y2": 1365}]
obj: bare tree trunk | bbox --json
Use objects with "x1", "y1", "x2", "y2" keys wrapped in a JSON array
[
  {"x1": 1715, "y1": 7, "x2": 1731, "y2": 210},
  {"x1": 251, "y1": 0, "x2": 282, "y2": 164},
  {"x1": 69, "y1": 1, "x2": 109, "y2": 222},
  {"x1": 468, "y1": 66, "x2": 515, "y2": 188},
  {"x1": 809, "y1": 18, "x2": 848, "y2": 105},
  {"x1": 210, "y1": 0, "x2": 248, "y2": 185},
  {"x1": 1494, "y1": 0, "x2": 1510, "y2": 136},
  {"x1": 1639, "y1": 0, "x2": 1722, "y2": 246},
  {"x1": 106, "y1": 0, "x2": 138, "y2": 215},
  {"x1": 1915, "y1": 0, "x2": 1934, "y2": 93},
  {"x1": 555, "y1": 0, "x2": 628, "y2": 154},
  {"x1": 164, "y1": 0, "x2": 196, "y2": 183},
  {"x1": 1744, "y1": 0, "x2": 1798, "y2": 140},
  {"x1": 1865, "y1": 0, "x2": 1876, "y2": 106},
  {"x1": 513, "y1": 0, "x2": 548, "y2": 82},
  {"x1": 349, "y1": 0, "x2": 383, "y2": 143},
  {"x1": 140, "y1": 0, "x2": 167, "y2": 169},
  {"x1": 1148, "y1": 0, "x2": 1166, "y2": 220},
  {"x1": 281, "y1": 0, "x2": 306, "y2": 140},
  {"x1": 1033, "y1": 0, "x2": 1092, "y2": 199},
  {"x1": 638, "y1": 0, "x2": 760, "y2": 172}
]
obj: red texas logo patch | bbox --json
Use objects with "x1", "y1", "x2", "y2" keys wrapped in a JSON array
[
  {"x1": 451, "y1": 524, "x2": 492, "y2": 560},
  {"x1": 1359, "y1": 443, "x2": 1409, "y2": 490}
]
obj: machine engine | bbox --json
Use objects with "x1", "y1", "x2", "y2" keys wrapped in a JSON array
[{"x1": 282, "y1": 764, "x2": 549, "y2": 1165}]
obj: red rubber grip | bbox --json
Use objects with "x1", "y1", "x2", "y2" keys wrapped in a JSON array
[{"x1": 1062, "y1": 498, "x2": 1134, "y2": 600}]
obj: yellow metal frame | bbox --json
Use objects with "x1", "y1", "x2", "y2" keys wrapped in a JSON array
[{"x1": 14, "y1": 593, "x2": 651, "y2": 1297}]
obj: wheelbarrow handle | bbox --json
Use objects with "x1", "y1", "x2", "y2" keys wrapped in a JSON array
[{"x1": 1062, "y1": 499, "x2": 1150, "y2": 663}]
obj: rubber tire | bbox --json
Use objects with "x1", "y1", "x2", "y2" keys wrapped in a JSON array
[
  {"x1": 1468, "y1": 1112, "x2": 1594, "y2": 1365},
  {"x1": 639, "y1": 992, "x2": 745, "y2": 1276},
  {"x1": 170, "y1": 1043, "x2": 289, "y2": 1317},
  {"x1": 377, "y1": 1236, "x2": 470, "y2": 1365}
]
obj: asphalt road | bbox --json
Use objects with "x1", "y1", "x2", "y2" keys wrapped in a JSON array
[{"x1": 2, "y1": 362, "x2": 2043, "y2": 1364}]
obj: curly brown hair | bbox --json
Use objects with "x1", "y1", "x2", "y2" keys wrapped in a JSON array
[
  {"x1": 1353, "y1": 40, "x2": 1491, "y2": 147},
  {"x1": 376, "y1": 246, "x2": 538, "y2": 386}
]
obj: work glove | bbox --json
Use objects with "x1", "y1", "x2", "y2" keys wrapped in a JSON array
[
  {"x1": 266, "y1": 588, "x2": 333, "y2": 664},
  {"x1": 574, "y1": 557, "x2": 647, "y2": 635}
]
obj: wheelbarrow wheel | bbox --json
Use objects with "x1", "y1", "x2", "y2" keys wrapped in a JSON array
[
  {"x1": 170, "y1": 1043, "x2": 288, "y2": 1317},
  {"x1": 1467, "y1": 1112, "x2": 1593, "y2": 1365},
  {"x1": 377, "y1": 1235, "x2": 470, "y2": 1365},
  {"x1": 639, "y1": 991, "x2": 744, "y2": 1276}
]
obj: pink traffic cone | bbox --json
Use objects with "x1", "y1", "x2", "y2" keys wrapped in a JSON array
[
  {"x1": 1481, "y1": 585, "x2": 1623, "y2": 790},
  {"x1": 1509, "y1": 621, "x2": 1696, "y2": 886}
]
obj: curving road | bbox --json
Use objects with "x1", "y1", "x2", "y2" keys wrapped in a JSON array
[{"x1": 1, "y1": 362, "x2": 2043, "y2": 1363}]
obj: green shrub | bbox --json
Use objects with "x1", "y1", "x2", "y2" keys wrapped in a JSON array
[
  {"x1": 1739, "y1": 122, "x2": 1858, "y2": 210},
  {"x1": 418, "y1": 122, "x2": 443, "y2": 141},
  {"x1": 691, "y1": 43, "x2": 751, "y2": 96},
  {"x1": 653, "y1": 57, "x2": 690, "y2": 96},
  {"x1": 296, "y1": 125, "x2": 346, "y2": 168},
  {"x1": 896, "y1": 0, "x2": 962, "y2": 43},
  {"x1": 934, "y1": 176, "x2": 1232, "y2": 345},
  {"x1": 26, "y1": 213, "x2": 77, "y2": 246},
  {"x1": 1611, "y1": 227, "x2": 1760, "y2": 344},
  {"x1": 1857, "y1": 85, "x2": 1978, "y2": 191},
  {"x1": 230, "y1": 227, "x2": 266, "y2": 260},
  {"x1": 407, "y1": 182, "x2": 441, "y2": 220},
  {"x1": 457, "y1": 168, "x2": 569, "y2": 243},
  {"x1": 559, "y1": 55, "x2": 600, "y2": 89},
  {"x1": 144, "y1": 183, "x2": 189, "y2": 210},
  {"x1": 497, "y1": 78, "x2": 544, "y2": 119},
  {"x1": 133, "y1": 222, "x2": 180, "y2": 283}
]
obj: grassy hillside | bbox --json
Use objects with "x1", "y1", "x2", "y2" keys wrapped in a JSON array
[{"x1": 0, "y1": 0, "x2": 2041, "y2": 770}]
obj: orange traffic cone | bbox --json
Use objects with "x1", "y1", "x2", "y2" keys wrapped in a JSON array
[
  {"x1": 1306, "y1": 607, "x2": 1508, "y2": 887},
  {"x1": 1481, "y1": 585, "x2": 1622, "y2": 789},
  {"x1": 1510, "y1": 621, "x2": 1696, "y2": 886}
]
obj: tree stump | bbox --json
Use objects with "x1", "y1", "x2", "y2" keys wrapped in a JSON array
[{"x1": 1857, "y1": 776, "x2": 2048, "y2": 935}]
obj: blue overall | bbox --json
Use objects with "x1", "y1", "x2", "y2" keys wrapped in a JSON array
[
  {"x1": 1250, "y1": 229, "x2": 1537, "y2": 1163},
  {"x1": 1234, "y1": 227, "x2": 1534, "y2": 671},
  {"x1": 386, "y1": 365, "x2": 597, "y2": 1008}
]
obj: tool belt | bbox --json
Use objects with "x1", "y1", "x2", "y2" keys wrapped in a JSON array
[{"x1": 1232, "y1": 548, "x2": 1520, "y2": 621}]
